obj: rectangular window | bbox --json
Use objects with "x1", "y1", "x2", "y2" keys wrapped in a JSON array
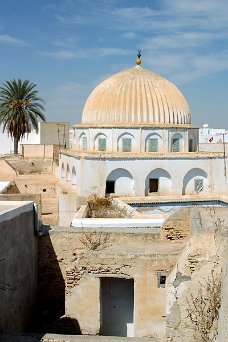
[
  {"x1": 122, "y1": 138, "x2": 132, "y2": 152},
  {"x1": 172, "y1": 138, "x2": 180, "y2": 152},
  {"x1": 189, "y1": 139, "x2": 194, "y2": 152},
  {"x1": 194, "y1": 178, "x2": 204, "y2": 192},
  {"x1": 98, "y1": 138, "x2": 106, "y2": 151},
  {"x1": 157, "y1": 272, "x2": 167, "y2": 288},
  {"x1": 82, "y1": 136, "x2": 87, "y2": 150},
  {"x1": 106, "y1": 181, "x2": 115, "y2": 194},
  {"x1": 148, "y1": 138, "x2": 158, "y2": 152}
]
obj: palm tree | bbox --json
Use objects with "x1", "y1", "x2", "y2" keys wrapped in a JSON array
[{"x1": 0, "y1": 79, "x2": 46, "y2": 154}]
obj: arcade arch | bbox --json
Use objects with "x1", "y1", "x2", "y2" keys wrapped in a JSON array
[
  {"x1": 145, "y1": 168, "x2": 171, "y2": 195},
  {"x1": 182, "y1": 168, "x2": 208, "y2": 195},
  {"x1": 106, "y1": 168, "x2": 134, "y2": 196}
]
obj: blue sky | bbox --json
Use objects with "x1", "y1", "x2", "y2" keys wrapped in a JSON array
[{"x1": 0, "y1": 0, "x2": 228, "y2": 127}]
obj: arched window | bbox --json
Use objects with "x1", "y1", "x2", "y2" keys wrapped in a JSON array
[
  {"x1": 94, "y1": 133, "x2": 107, "y2": 151},
  {"x1": 98, "y1": 137, "x2": 107, "y2": 151},
  {"x1": 171, "y1": 133, "x2": 183, "y2": 152},
  {"x1": 145, "y1": 133, "x2": 162, "y2": 152},
  {"x1": 148, "y1": 138, "x2": 158, "y2": 152},
  {"x1": 117, "y1": 133, "x2": 135, "y2": 152},
  {"x1": 122, "y1": 138, "x2": 132, "y2": 152},
  {"x1": 79, "y1": 133, "x2": 87, "y2": 150}
]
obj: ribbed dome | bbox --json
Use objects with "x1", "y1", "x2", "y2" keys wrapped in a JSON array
[{"x1": 82, "y1": 65, "x2": 190, "y2": 125}]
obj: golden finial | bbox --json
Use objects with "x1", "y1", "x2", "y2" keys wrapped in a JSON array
[{"x1": 136, "y1": 49, "x2": 141, "y2": 65}]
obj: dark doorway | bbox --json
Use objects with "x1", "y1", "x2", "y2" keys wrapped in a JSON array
[
  {"x1": 106, "y1": 180, "x2": 115, "y2": 194},
  {"x1": 149, "y1": 178, "x2": 159, "y2": 192},
  {"x1": 100, "y1": 277, "x2": 134, "y2": 337}
]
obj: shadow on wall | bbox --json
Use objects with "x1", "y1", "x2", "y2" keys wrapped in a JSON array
[{"x1": 36, "y1": 225, "x2": 70, "y2": 333}]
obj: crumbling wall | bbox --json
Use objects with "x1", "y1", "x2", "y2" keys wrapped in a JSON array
[
  {"x1": 161, "y1": 207, "x2": 191, "y2": 241},
  {"x1": 38, "y1": 228, "x2": 181, "y2": 338},
  {"x1": 166, "y1": 207, "x2": 228, "y2": 342}
]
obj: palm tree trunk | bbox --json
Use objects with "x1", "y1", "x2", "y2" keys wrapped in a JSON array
[{"x1": 14, "y1": 137, "x2": 19, "y2": 154}]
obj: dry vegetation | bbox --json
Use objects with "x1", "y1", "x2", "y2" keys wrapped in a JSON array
[
  {"x1": 79, "y1": 230, "x2": 110, "y2": 251},
  {"x1": 87, "y1": 194, "x2": 127, "y2": 218},
  {"x1": 186, "y1": 270, "x2": 221, "y2": 341}
]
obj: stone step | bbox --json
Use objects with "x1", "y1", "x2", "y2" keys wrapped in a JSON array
[{"x1": 0, "y1": 334, "x2": 161, "y2": 342}]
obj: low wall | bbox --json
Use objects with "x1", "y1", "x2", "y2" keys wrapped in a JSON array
[
  {"x1": 0, "y1": 201, "x2": 38, "y2": 332},
  {"x1": 199, "y1": 143, "x2": 227, "y2": 152},
  {"x1": 0, "y1": 159, "x2": 17, "y2": 176},
  {"x1": 20, "y1": 144, "x2": 55, "y2": 159}
]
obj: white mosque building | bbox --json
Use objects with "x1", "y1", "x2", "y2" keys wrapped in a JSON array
[{"x1": 59, "y1": 52, "x2": 228, "y2": 198}]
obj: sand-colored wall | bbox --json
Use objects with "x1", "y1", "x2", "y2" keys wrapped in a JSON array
[
  {"x1": 38, "y1": 228, "x2": 184, "y2": 338},
  {"x1": 20, "y1": 144, "x2": 54, "y2": 159},
  {"x1": 0, "y1": 159, "x2": 17, "y2": 177}
]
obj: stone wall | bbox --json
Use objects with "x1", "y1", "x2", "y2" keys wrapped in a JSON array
[
  {"x1": 216, "y1": 234, "x2": 228, "y2": 341},
  {"x1": 161, "y1": 207, "x2": 191, "y2": 241},
  {"x1": 0, "y1": 202, "x2": 38, "y2": 332},
  {"x1": 166, "y1": 208, "x2": 228, "y2": 341},
  {"x1": 38, "y1": 228, "x2": 184, "y2": 338}
]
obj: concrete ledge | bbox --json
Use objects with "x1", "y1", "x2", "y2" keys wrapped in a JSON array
[
  {"x1": 0, "y1": 201, "x2": 34, "y2": 223},
  {"x1": 0, "y1": 333, "x2": 162, "y2": 341},
  {"x1": 71, "y1": 217, "x2": 164, "y2": 229}
]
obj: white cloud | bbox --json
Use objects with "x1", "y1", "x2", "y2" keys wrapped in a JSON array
[
  {"x1": 39, "y1": 50, "x2": 79, "y2": 59},
  {"x1": 52, "y1": 36, "x2": 79, "y2": 48},
  {"x1": 47, "y1": 0, "x2": 228, "y2": 84},
  {"x1": 122, "y1": 32, "x2": 136, "y2": 39},
  {"x1": 0, "y1": 34, "x2": 28, "y2": 46},
  {"x1": 38, "y1": 47, "x2": 128, "y2": 60}
]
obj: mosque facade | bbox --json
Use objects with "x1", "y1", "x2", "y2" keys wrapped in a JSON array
[{"x1": 59, "y1": 53, "x2": 228, "y2": 198}]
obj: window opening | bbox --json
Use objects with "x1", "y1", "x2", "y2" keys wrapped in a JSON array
[
  {"x1": 122, "y1": 138, "x2": 132, "y2": 152},
  {"x1": 194, "y1": 178, "x2": 204, "y2": 192},
  {"x1": 98, "y1": 138, "x2": 107, "y2": 151},
  {"x1": 106, "y1": 181, "x2": 115, "y2": 194},
  {"x1": 172, "y1": 138, "x2": 180, "y2": 152},
  {"x1": 189, "y1": 138, "x2": 194, "y2": 152},
  {"x1": 148, "y1": 138, "x2": 158, "y2": 152},
  {"x1": 157, "y1": 272, "x2": 167, "y2": 288},
  {"x1": 149, "y1": 178, "x2": 159, "y2": 192}
]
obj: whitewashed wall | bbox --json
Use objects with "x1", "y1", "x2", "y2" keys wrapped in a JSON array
[
  {"x1": 72, "y1": 127, "x2": 194, "y2": 153},
  {"x1": 59, "y1": 154, "x2": 228, "y2": 197}
]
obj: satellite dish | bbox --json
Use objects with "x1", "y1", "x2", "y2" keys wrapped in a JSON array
[{"x1": 203, "y1": 124, "x2": 208, "y2": 128}]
